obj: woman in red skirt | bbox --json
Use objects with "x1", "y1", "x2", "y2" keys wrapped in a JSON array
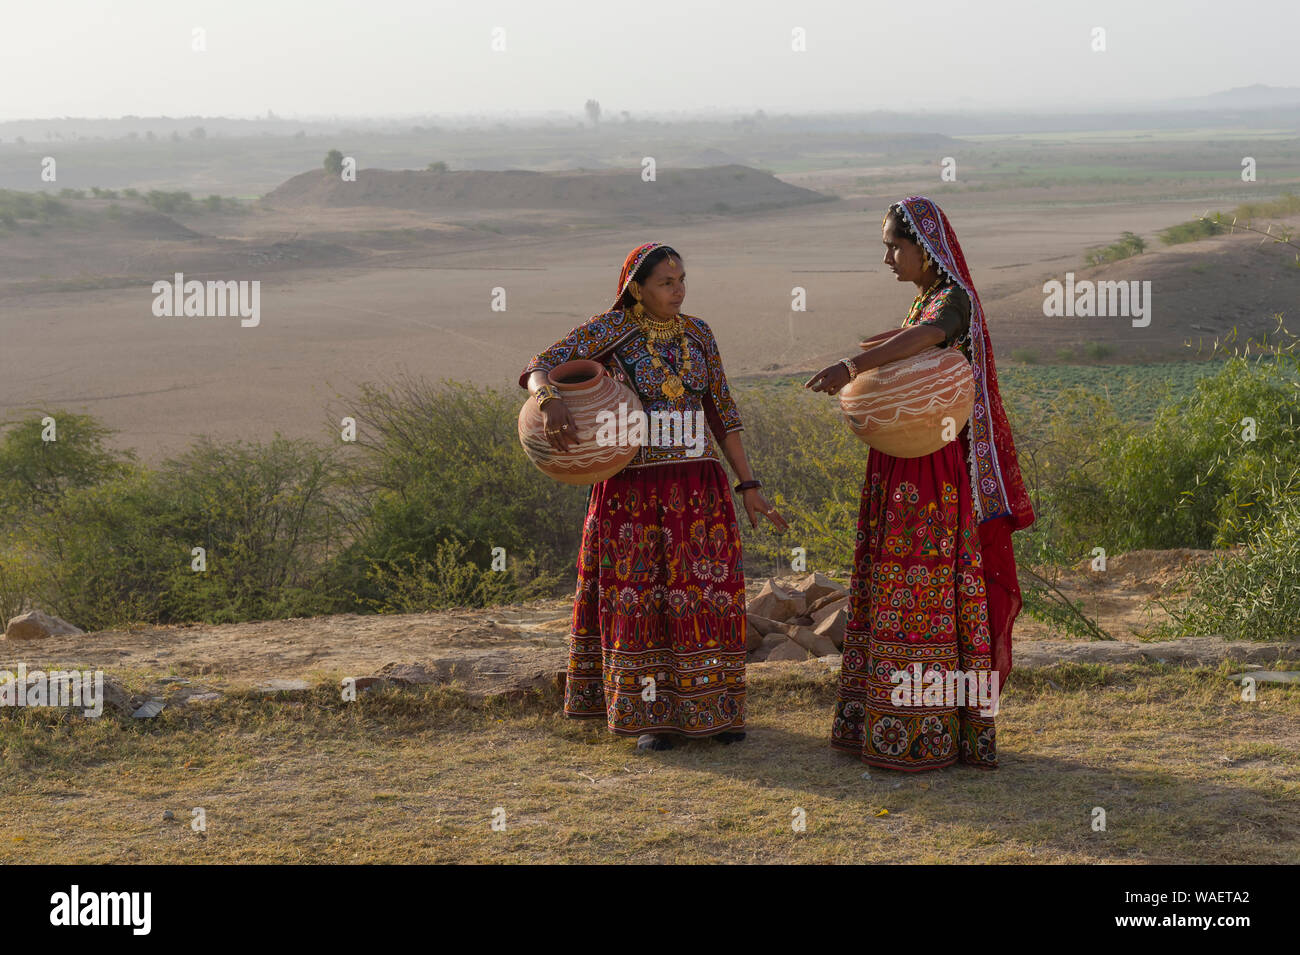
[
  {"x1": 521, "y1": 243, "x2": 788, "y2": 751},
  {"x1": 806, "y1": 197, "x2": 1035, "y2": 771}
]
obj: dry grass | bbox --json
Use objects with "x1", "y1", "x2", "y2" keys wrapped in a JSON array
[{"x1": 2, "y1": 660, "x2": 1297, "y2": 864}]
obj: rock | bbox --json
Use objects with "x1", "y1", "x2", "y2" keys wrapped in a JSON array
[
  {"x1": 792, "y1": 571, "x2": 845, "y2": 605},
  {"x1": 748, "y1": 579, "x2": 806, "y2": 621},
  {"x1": 787, "y1": 625, "x2": 838, "y2": 658},
  {"x1": 163, "y1": 810, "x2": 175, "y2": 821},
  {"x1": 811, "y1": 595, "x2": 850, "y2": 624},
  {"x1": 745, "y1": 613, "x2": 787, "y2": 637},
  {"x1": 749, "y1": 632, "x2": 787, "y2": 662},
  {"x1": 132, "y1": 700, "x2": 165, "y2": 719},
  {"x1": 101, "y1": 677, "x2": 142, "y2": 715},
  {"x1": 1229, "y1": 670, "x2": 1300, "y2": 685},
  {"x1": 813, "y1": 607, "x2": 849, "y2": 650},
  {"x1": 790, "y1": 615, "x2": 814, "y2": 626},
  {"x1": 376, "y1": 662, "x2": 441, "y2": 686},
  {"x1": 4, "y1": 610, "x2": 84, "y2": 641},
  {"x1": 745, "y1": 619, "x2": 764, "y2": 652},
  {"x1": 765, "y1": 638, "x2": 811, "y2": 662},
  {"x1": 184, "y1": 692, "x2": 221, "y2": 704},
  {"x1": 350, "y1": 676, "x2": 390, "y2": 692},
  {"x1": 254, "y1": 678, "x2": 310, "y2": 694}
]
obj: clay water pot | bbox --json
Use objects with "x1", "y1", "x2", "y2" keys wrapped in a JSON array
[
  {"x1": 518, "y1": 359, "x2": 644, "y2": 485},
  {"x1": 838, "y1": 346, "x2": 974, "y2": 457}
]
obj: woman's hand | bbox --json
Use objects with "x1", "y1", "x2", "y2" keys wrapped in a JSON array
[
  {"x1": 804, "y1": 360, "x2": 853, "y2": 395},
  {"x1": 742, "y1": 488, "x2": 788, "y2": 532},
  {"x1": 541, "y1": 400, "x2": 581, "y2": 452}
]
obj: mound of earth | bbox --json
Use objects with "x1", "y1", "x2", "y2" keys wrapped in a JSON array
[
  {"x1": 984, "y1": 225, "x2": 1300, "y2": 360},
  {"x1": 261, "y1": 164, "x2": 832, "y2": 217}
]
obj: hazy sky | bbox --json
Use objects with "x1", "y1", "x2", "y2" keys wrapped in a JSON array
[{"x1": 3, "y1": 0, "x2": 1297, "y2": 120}]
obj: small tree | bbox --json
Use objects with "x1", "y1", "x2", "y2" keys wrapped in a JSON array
[
  {"x1": 426, "y1": 160, "x2": 448, "y2": 172},
  {"x1": 323, "y1": 149, "x2": 344, "y2": 176},
  {"x1": 584, "y1": 99, "x2": 601, "y2": 126}
]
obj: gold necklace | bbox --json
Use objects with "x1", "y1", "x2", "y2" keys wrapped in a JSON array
[
  {"x1": 635, "y1": 310, "x2": 691, "y2": 399},
  {"x1": 637, "y1": 311, "x2": 682, "y2": 344}
]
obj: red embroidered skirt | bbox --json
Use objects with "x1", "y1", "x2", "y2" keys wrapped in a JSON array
[
  {"x1": 565, "y1": 459, "x2": 747, "y2": 736},
  {"x1": 830, "y1": 439, "x2": 999, "y2": 770}
]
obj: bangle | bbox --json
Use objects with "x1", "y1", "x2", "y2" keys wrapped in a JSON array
[
  {"x1": 839, "y1": 357, "x2": 859, "y2": 381},
  {"x1": 533, "y1": 384, "x2": 562, "y2": 408},
  {"x1": 734, "y1": 479, "x2": 762, "y2": 494}
]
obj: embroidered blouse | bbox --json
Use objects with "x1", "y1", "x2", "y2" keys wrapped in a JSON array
[
  {"x1": 519, "y1": 309, "x2": 744, "y2": 469},
  {"x1": 903, "y1": 282, "x2": 973, "y2": 362}
]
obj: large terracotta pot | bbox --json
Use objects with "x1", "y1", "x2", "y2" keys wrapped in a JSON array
[
  {"x1": 518, "y1": 359, "x2": 644, "y2": 485},
  {"x1": 838, "y1": 346, "x2": 974, "y2": 457}
]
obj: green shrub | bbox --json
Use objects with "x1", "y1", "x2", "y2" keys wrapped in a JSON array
[
  {"x1": 361, "y1": 539, "x2": 518, "y2": 613},
  {"x1": 1084, "y1": 231, "x2": 1145, "y2": 266},
  {"x1": 143, "y1": 190, "x2": 197, "y2": 214},
  {"x1": 1167, "y1": 489, "x2": 1300, "y2": 640},
  {"x1": 728, "y1": 384, "x2": 863, "y2": 578},
  {"x1": 0, "y1": 412, "x2": 136, "y2": 530},
  {"x1": 1099, "y1": 354, "x2": 1299, "y2": 549},
  {"x1": 1159, "y1": 218, "x2": 1225, "y2": 245},
  {"x1": 2, "y1": 340, "x2": 1296, "y2": 637}
]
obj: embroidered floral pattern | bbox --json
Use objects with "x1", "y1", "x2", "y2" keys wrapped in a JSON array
[
  {"x1": 566, "y1": 461, "x2": 747, "y2": 736},
  {"x1": 831, "y1": 441, "x2": 999, "y2": 771}
]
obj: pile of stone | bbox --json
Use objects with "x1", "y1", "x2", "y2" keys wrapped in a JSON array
[{"x1": 747, "y1": 572, "x2": 849, "y2": 662}]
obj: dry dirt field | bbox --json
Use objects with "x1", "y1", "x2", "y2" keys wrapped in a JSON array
[{"x1": 3, "y1": 157, "x2": 1297, "y2": 467}]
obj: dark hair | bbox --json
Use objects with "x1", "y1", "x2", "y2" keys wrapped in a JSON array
[
  {"x1": 883, "y1": 204, "x2": 953, "y2": 284},
  {"x1": 616, "y1": 245, "x2": 683, "y2": 309},
  {"x1": 883, "y1": 203, "x2": 921, "y2": 246}
]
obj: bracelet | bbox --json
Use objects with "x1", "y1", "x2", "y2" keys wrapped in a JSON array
[
  {"x1": 734, "y1": 479, "x2": 762, "y2": 494},
  {"x1": 533, "y1": 384, "x2": 562, "y2": 408},
  {"x1": 839, "y1": 357, "x2": 860, "y2": 381}
]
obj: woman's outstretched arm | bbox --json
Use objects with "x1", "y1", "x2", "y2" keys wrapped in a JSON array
[
  {"x1": 853, "y1": 324, "x2": 946, "y2": 372},
  {"x1": 803, "y1": 323, "x2": 945, "y2": 394}
]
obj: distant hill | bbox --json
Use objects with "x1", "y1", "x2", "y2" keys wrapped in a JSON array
[
  {"x1": 1169, "y1": 84, "x2": 1300, "y2": 110},
  {"x1": 261, "y1": 164, "x2": 833, "y2": 217}
]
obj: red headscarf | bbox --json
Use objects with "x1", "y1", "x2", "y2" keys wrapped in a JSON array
[
  {"x1": 612, "y1": 242, "x2": 667, "y2": 310},
  {"x1": 894, "y1": 197, "x2": 1035, "y2": 687}
]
